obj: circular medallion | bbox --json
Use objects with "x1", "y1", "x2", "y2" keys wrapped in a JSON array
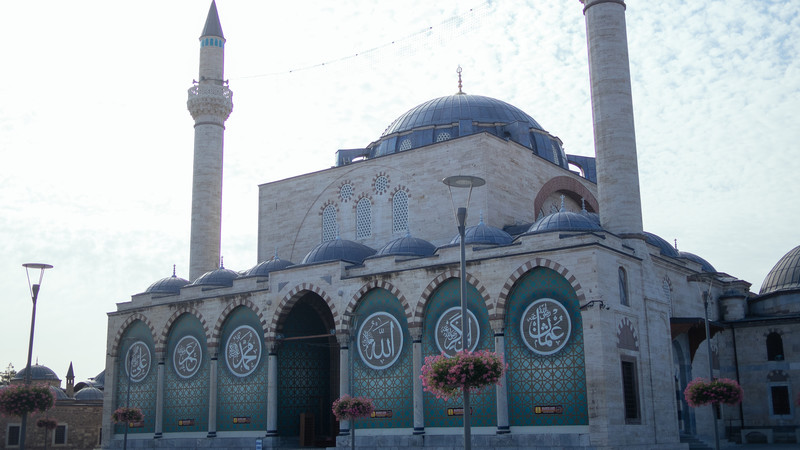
[
  {"x1": 125, "y1": 341, "x2": 151, "y2": 383},
  {"x1": 357, "y1": 312, "x2": 404, "y2": 370},
  {"x1": 435, "y1": 307, "x2": 479, "y2": 357},
  {"x1": 520, "y1": 298, "x2": 572, "y2": 355},
  {"x1": 173, "y1": 335, "x2": 202, "y2": 379},
  {"x1": 225, "y1": 325, "x2": 262, "y2": 377}
]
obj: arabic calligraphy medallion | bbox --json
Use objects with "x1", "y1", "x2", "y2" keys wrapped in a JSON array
[
  {"x1": 435, "y1": 307, "x2": 479, "y2": 357},
  {"x1": 173, "y1": 335, "x2": 202, "y2": 379},
  {"x1": 357, "y1": 312, "x2": 404, "y2": 370},
  {"x1": 225, "y1": 325, "x2": 262, "y2": 377},
  {"x1": 125, "y1": 340, "x2": 151, "y2": 383},
  {"x1": 520, "y1": 298, "x2": 571, "y2": 355}
]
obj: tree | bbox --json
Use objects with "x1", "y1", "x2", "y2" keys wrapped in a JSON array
[{"x1": 0, "y1": 363, "x2": 16, "y2": 385}]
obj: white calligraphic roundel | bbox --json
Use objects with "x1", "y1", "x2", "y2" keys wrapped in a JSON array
[
  {"x1": 173, "y1": 335, "x2": 202, "y2": 379},
  {"x1": 358, "y1": 312, "x2": 404, "y2": 370},
  {"x1": 125, "y1": 341, "x2": 151, "y2": 383},
  {"x1": 225, "y1": 325, "x2": 262, "y2": 377},
  {"x1": 435, "y1": 307, "x2": 480, "y2": 357},
  {"x1": 520, "y1": 298, "x2": 572, "y2": 355}
]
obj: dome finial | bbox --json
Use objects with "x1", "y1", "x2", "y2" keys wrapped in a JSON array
[
  {"x1": 456, "y1": 66, "x2": 465, "y2": 95},
  {"x1": 560, "y1": 195, "x2": 566, "y2": 212},
  {"x1": 674, "y1": 239, "x2": 678, "y2": 250},
  {"x1": 581, "y1": 198, "x2": 587, "y2": 213},
  {"x1": 172, "y1": 264, "x2": 177, "y2": 277},
  {"x1": 220, "y1": 256, "x2": 224, "y2": 269}
]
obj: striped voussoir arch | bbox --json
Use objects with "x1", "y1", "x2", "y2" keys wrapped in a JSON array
[
  {"x1": 209, "y1": 298, "x2": 268, "y2": 350},
  {"x1": 342, "y1": 280, "x2": 412, "y2": 333},
  {"x1": 113, "y1": 313, "x2": 157, "y2": 356},
  {"x1": 412, "y1": 269, "x2": 492, "y2": 327},
  {"x1": 156, "y1": 307, "x2": 211, "y2": 354},
  {"x1": 495, "y1": 258, "x2": 587, "y2": 319},
  {"x1": 269, "y1": 283, "x2": 337, "y2": 339}
]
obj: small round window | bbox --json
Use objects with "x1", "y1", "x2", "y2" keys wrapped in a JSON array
[
  {"x1": 374, "y1": 175, "x2": 389, "y2": 195},
  {"x1": 340, "y1": 183, "x2": 353, "y2": 202}
]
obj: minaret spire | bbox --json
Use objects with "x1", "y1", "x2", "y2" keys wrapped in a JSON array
[{"x1": 187, "y1": 1, "x2": 233, "y2": 281}]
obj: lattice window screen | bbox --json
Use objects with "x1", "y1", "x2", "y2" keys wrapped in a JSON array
[
  {"x1": 322, "y1": 205, "x2": 337, "y2": 242},
  {"x1": 393, "y1": 191, "x2": 409, "y2": 233},
  {"x1": 356, "y1": 198, "x2": 372, "y2": 239}
]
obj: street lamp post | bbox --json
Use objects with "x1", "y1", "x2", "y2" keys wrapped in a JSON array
[
  {"x1": 703, "y1": 287, "x2": 720, "y2": 450},
  {"x1": 442, "y1": 175, "x2": 485, "y2": 450},
  {"x1": 20, "y1": 263, "x2": 53, "y2": 450}
]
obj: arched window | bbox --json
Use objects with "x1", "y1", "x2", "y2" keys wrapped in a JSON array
[
  {"x1": 619, "y1": 267, "x2": 629, "y2": 306},
  {"x1": 356, "y1": 198, "x2": 372, "y2": 239},
  {"x1": 392, "y1": 190, "x2": 409, "y2": 234},
  {"x1": 322, "y1": 205, "x2": 337, "y2": 242},
  {"x1": 767, "y1": 332, "x2": 784, "y2": 361}
]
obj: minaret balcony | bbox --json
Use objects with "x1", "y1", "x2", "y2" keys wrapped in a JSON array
[{"x1": 187, "y1": 84, "x2": 233, "y2": 120}]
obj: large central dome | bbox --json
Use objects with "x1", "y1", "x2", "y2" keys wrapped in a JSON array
[
  {"x1": 380, "y1": 94, "x2": 544, "y2": 137},
  {"x1": 335, "y1": 93, "x2": 569, "y2": 168}
]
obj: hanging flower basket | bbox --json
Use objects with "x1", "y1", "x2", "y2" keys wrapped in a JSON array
[
  {"x1": 0, "y1": 384, "x2": 55, "y2": 417},
  {"x1": 112, "y1": 407, "x2": 144, "y2": 423},
  {"x1": 420, "y1": 350, "x2": 506, "y2": 400},
  {"x1": 332, "y1": 395, "x2": 374, "y2": 421},
  {"x1": 36, "y1": 417, "x2": 58, "y2": 430},
  {"x1": 684, "y1": 377, "x2": 743, "y2": 407},
  {"x1": 332, "y1": 395, "x2": 374, "y2": 422}
]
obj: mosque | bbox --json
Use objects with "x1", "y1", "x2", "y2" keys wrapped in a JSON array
[{"x1": 102, "y1": 1, "x2": 799, "y2": 449}]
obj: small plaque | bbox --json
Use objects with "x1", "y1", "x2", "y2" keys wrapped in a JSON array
[
  {"x1": 178, "y1": 419, "x2": 195, "y2": 426},
  {"x1": 233, "y1": 416, "x2": 251, "y2": 424},
  {"x1": 128, "y1": 421, "x2": 144, "y2": 428},
  {"x1": 370, "y1": 410, "x2": 393, "y2": 418},
  {"x1": 446, "y1": 407, "x2": 474, "y2": 416},
  {"x1": 534, "y1": 405, "x2": 564, "y2": 414}
]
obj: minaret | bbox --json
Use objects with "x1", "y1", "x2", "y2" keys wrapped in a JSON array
[
  {"x1": 66, "y1": 362, "x2": 74, "y2": 398},
  {"x1": 187, "y1": 1, "x2": 233, "y2": 281},
  {"x1": 580, "y1": 0, "x2": 643, "y2": 237}
]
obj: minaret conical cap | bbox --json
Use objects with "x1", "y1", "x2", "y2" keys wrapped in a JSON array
[{"x1": 201, "y1": 1, "x2": 224, "y2": 39}]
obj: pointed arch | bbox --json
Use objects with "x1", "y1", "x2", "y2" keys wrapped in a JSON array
[
  {"x1": 496, "y1": 258, "x2": 587, "y2": 320},
  {"x1": 343, "y1": 280, "x2": 412, "y2": 333},
  {"x1": 157, "y1": 307, "x2": 211, "y2": 354},
  {"x1": 210, "y1": 298, "x2": 267, "y2": 350},
  {"x1": 412, "y1": 269, "x2": 492, "y2": 327},
  {"x1": 113, "y1": 313, "x2": 157, "y2": 356},
  {"x1": 533, "y1": 176, "x2": 599, "y2": 216},
  {"x1": 270, "y1": 283, "x2": 338, "y2": 338}
]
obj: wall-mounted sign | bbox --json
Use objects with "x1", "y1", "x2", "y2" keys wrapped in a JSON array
[
  {"x1": 233, "y1": 417, "x2": 251, "y2": 424},
  {"x1": 435, "y1": 307, "x2": 479, "y2": 357},
  {"x1": 534, "y1": 405, "x2": 564, "y2": 414},
  {"x1": 520, "y1": 298, "x2": 571, "y2": 355},
  {"x1": 358, "y1": 312, "x2": 403, "y2": 370},
  {"x1": 446, "y1": 407, "x2": 474, "y2": 416},
  {"x1": 370, "y1": 410, "x2": 393, "y2": 418},
  {"x1": 173, "y1": 335, "x2": 202, "y2": 379},
  {"x1": 125, "y1": 340, "x2": 151, "y2": 383},
  {"x1": 225, "y1": 325, "x2": 262, "y2": 377},
  {"x1": 128, "y1": 421, "x2": 144, "y2": 428},
  {"x1": 178, "y1": 419, "x2": 195, "y2": 426}
]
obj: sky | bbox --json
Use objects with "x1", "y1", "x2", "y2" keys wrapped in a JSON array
[{"x1": 1, "y1": 0, "x2": 798, "y2": 384}]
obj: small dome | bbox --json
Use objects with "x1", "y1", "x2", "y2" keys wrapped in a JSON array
[
  {"x1": 529, "y1": 210, "x2": 603, "y2": 234},
  {"x1": 244, "y1": 256, "x2": 294, "y2": 277},
  {"x1": 680, "y1": 251, "x2": 716, "y2": 273},
  {"x1": 450, "y1": 218, "x2": 513, "y2": 246},
  {"x1": 50, "y1": 386, "x2": 69, "y2": 400},
  {"x1": 75, "y1": 386, "x2": 104, "y2": 401},
  {"x1": 145, "y1": 270, "x2": 189, "y2": 294},
  {"x1": 191, "y1": 265, "x2": 239, "y2": 287},
  {"x1": 760, "y1": 245, "x2": 800, "y2": 295},
  {"x1": 376, "y1": 234, "x2": 437, "y2": 257},
  {"x1": 13, "y1": 364, "x2": 60, "y2": 383},
  {"x1": 643, "y1": 232, "x2": 680, "y2": 259},
  {"x1": 302, "y1": 238, "x2": 376, "y2": 265}
]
